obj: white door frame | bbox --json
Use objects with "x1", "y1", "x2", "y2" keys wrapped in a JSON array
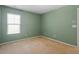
[{"x1": 77, "y1": 8, "x2": 79, "y2": 47}]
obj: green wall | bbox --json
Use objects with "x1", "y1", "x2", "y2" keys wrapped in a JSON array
[
  {"x1": 0, "y1": 5, "x2": 78, "y2": 46},
  {"x1": 0, "y1": 7, "x2": 1, "y2": 41},
  {"x1": 41, "y1": 6, "x2": 77, "y2": 46},
  {"x1": 0, "y1": 6, "x2": 41, "y2": 43}
]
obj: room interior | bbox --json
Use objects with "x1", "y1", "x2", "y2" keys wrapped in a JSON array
[{"x1": 0, "y1": 5, "x2": 78, "y2": 54}]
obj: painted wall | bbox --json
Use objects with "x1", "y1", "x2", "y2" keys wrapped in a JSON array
[
  {"x1": 0, "y1": 7, "x2": 1, "y2": 42},
  {"x1": 0, "y1": 6, "x2": 41, "y2": 43},
  {"x1": 41, "y1": 6, "x2": 77, "y2": 46},
  {"x1": 0, "y1": 5, "x2": 78, "y2": 46}
]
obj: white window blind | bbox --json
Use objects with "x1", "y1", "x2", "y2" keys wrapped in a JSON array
[{"x1": 7, "y1": 13, "x2": 21, "y2": 34}]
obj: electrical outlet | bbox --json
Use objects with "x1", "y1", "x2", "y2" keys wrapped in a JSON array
[{"x1": 53, "y1": 34, "x2": 56, "y2": 38}]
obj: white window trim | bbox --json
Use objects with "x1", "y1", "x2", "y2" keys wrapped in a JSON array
[{"x1": 7, "y1": 13, "x2": 21, "y2": 34}]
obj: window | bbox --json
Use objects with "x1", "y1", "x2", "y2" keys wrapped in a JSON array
[{"x1": 7, "y1": 13, "x2": 21, "y2": 34}]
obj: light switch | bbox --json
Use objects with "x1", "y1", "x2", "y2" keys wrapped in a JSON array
[{"x1": 72, "y1": 25, "x2": 77, "y2": 28}]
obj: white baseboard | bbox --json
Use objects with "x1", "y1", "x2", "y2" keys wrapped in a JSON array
[
  {"x1": 0, "y1": 36, "x2": 41, "y2": 46},
  {"x1": 41, "y1": 36, "x2": 77, "y2": 48}
]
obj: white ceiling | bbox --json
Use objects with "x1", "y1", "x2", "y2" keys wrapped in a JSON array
[{"x1": 6, "y1": 5, "x2": 65, "y2": 14}]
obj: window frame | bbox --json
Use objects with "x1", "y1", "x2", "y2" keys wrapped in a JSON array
[{"x1": 7, "y1": 13, "x2": 21, "y2": 34}]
